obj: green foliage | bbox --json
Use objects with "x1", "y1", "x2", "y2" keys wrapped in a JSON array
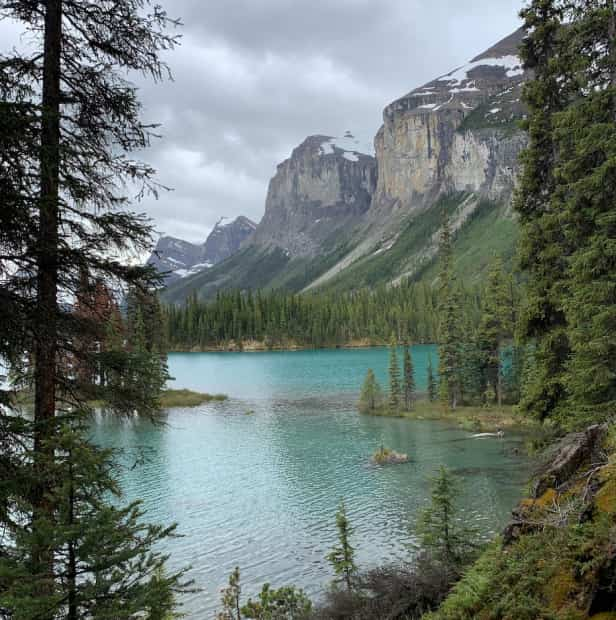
[
  {"x1": 478, "y1": 257, "x2": 515, "y2": 407},
  {"x1": 514, "y1": 0, "x2": 573, "y2": 423},
  {"x1": 437, "y1": 216, "x2": 463, "y2": 410},
  {"x1": 358, "y1": 369, "x2": 385, "y2": 414},
  {"x1": 98, "y1": 288, "x2": 171, "y2": 418},
  {"x1": 388, "y1": 340, "x2": 402, "y2": 412},
  {"x1": 217, "y1": 567, "x2": 242, "y2": 620},
  {"x1": 514, "y1": 0, "x2": 616, "y2": 429},
  {"x1": 403, "y1": 342, "x2": 416, "y2": 411},
  {"x1": 241, "y1": 583, "x2": 312, "y2": 620},
  {"x1": 417, "y1": 466, "x2": 479, "y2": 568},
  {"x1": 327, "y1": 500, "x2": 357, "y2": 592},
  {"x1": 427, "y1": 355, "x2": 438, "y2": 402},
  {"x1": 164, "y1": 279, "x2": 444, "y2": 350},
  {"x1": 0, "y1": 1, "x2": 186, "y2": 617}
]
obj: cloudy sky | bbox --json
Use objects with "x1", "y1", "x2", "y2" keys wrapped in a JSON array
[{"x1": 2, "y1": 0, "x2": 524, "y2": 243}]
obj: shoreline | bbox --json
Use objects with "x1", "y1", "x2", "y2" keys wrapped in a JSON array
[{"x1": 167, "y1": 340, "x2": 436, "y2": 354}]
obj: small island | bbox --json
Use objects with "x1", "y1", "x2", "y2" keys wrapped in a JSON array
[
  {"x1": 371, "y1": 446, "x2": 409, "y2": 466},
  {"x1": 159, "y1": 389, "x2": 228, "y2": 408},
  {"x1": 12, "y1": 388, "x2": 227, "y2": 410}
]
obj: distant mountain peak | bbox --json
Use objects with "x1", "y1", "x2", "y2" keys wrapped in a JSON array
[{"x1": 147, "y1": 215, "x2": 256, "y2": 284}]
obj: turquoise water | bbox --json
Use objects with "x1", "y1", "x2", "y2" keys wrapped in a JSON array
[{"x1": 91, "y1": 346, "x2": 530, "y2": 617}]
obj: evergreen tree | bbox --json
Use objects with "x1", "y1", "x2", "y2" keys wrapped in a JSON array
[
  {"x1": 327, "y1": 500, "x2": 357, "y2": 592},
  {"x1": 515, "y1": 0, "x2": 572, "y2": 421},
  {"x1": 0, "y1": 1, "x2": 186, "y2": 616},
  {"x1": 478, "y1": 257, "x2": 513, "y2": 407},
  {"x1": 241, "y1": 584, "x2": 312, "y2": 620},
  {"x1": 403, "y1": 342, "x2": 416, "y2": 411},
  {"x1": 358, "y1": 369, "x2": 384, "y2": 414},
  {"x1": 417, "y1": 466, "x2": 478, "y2": 570},
  {"x1": 427, "y1": 356, "x2": 438, "y2": 402},
  {"x1": 437, "y1": 216, "x2": 462, "y2": 410},
  {"x1": 388, "y1": 339, "x2": 402, "y2": 413},
  {"x1": 555, "y1": 0, "x2": 616, "y2": 425},
  {"x1": 218, "y1": 567, "x2": 242, "y2": 620}
]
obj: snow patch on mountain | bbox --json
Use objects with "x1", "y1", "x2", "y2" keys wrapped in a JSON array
[{"x1": 319, "y1": 131, "x2": 375, "y2": 159}]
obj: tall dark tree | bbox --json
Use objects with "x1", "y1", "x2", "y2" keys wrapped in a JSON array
[
  {"x1": 556, "y1": 0, "x2": 616, "y2": 425},
  {"x1": 478, "y1": 257, "x2": 513, "y2": 407},
  {"x1": 427, "y1": 355, "x2": 438, "y2": 403},
  {"x1": 388, "y1": 338, "x2": 402, "y2": 413},
  {"x1": 437, "y1": 216, "x2": 462, "y2": 410},
  {"x1": 403, "y1": 342, "x2": 416, "y2": 411},
  {"x1": 515, "y1": 0, "x2": 572, "y2": 421},
  {"x1": 0, "y1": 1, "x2": 187, "y2": 617}
]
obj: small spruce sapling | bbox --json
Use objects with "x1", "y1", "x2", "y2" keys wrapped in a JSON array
[
  {"x1": 417, "y1": 466, "x2": 478, "y2": 571},
  {"x1": 327, "y1": 500, "x2": 357, "y2": 592},
  {"x1": 359, "y1": 368, "x2": 384, "y2": 413}
]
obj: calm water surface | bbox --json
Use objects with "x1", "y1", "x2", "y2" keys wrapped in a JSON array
[{"x1": 91, "y1": 346, "x2": 530, "y2": 617}]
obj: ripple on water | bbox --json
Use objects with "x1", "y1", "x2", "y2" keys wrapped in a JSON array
[{"x1": 90, "y1": 349, "x2": 531, "y2": 618}]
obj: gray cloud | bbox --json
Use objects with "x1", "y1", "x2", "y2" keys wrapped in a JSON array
[{"x1": 2, "y1": 1, "x2": 525, "y2": 243}]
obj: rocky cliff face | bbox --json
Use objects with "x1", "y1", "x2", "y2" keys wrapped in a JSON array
[
  {"x1": 372, "y1": 28, "x2": 528, "y2": 217},
  {"x1": 203, "y1": 216, "x2": 257, "y2": 265},
  {"x1": 251, "y1": 133, "x2": 377, "y2": 257},
  {"x1": 163, "y1": 29, "x2": 531, "y2": 303},
  {"x1": 148, "y1": 215, "x2": 256, "y2": 283}
]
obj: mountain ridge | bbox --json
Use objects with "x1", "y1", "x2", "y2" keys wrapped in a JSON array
[
  {"x1": 148, "y1": 215, "x2": 256, "y2": 284},
  {"x1": 162, "y1": 28, "x2": 529, "y2": 304}
]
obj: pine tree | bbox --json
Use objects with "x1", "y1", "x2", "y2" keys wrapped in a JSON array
[
  {"x1": 515, "y1": 0, "x2": 572, "y2": 421},
  {"x1": 427, "y1": 355, "x2": 438, "y2": 402},
  {"x1": 388, "y1": 339, "x2": 402, "y2": 413},
  {"x1": 218, "y1": 567, "x2": 242, "y2": 620},
  {"x1": 327, "y1": 500, "x2": 357, "y2": 592},
  {"x1": 478, "y1": 257, "x2": 513, "y2": 407},
  {"x1": 0, "y1": 1, "x2": 186, "y2": 616},
  {"x1": 417, "y1": 466, "x2": 478, "y2": 569},
  {"x1": 555, "y1": 0, "x2": 616, "y2": 425},
  {"x1": 358, "y1": 369, "x2": 384, "y2": 414},
  {"x1": 403, "y1": 342, "x2": 416, "y2": 411},
  {"x1": 437, "y1": 216, "x2": 462, "y2": 410}
]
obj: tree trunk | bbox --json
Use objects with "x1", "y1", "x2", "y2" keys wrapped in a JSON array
[{"x1": 32, "y1": 0, "x2": 62, "y2": 610}]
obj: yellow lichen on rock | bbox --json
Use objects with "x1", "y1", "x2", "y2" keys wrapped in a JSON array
[
  {"x1": 544, "y1": 564, "x2": 578, "y2": 613},
  {"x1": 595, "y1": 465, "x2": 616, "y2": 514}
]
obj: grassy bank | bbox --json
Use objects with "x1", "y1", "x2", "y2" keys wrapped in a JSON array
[
  {"x1": 159, "y1": 389, "x2": 227, "y2": 407},
  {"x1": 367, "y1": 400, "x2": 538, "y2": 433},
  {"x1": 11, "y1": 388, "x2": 227, "y2": 409}
]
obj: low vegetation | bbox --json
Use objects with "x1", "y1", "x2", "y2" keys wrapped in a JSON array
[
  {"x1": 159, "y1": 389, "x2": 228, "y2": 408},
  {"x1": 425, "y1": 425, "x2": 616, "y2": 620},
  {"x1": 371, "y1": 446, "x2": 409, "y2": 465}
]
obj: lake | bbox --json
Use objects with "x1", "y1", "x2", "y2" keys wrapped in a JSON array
[{"x1": 91, "y1": 346, "x2": 530, "y2": 617}]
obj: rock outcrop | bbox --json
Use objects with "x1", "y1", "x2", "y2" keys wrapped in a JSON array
[
  {"x1": 202, "y1": 216, "x2": 256, "y2": 265},
  {"x1": 148, "y1": 215, "x2": 256, "y2": 283},
  {"x1": 371, "y1": 28, "x2": 528, "y2": 219},
  {"x1": 163, "y1": 29, "x2": 532, "y2": 303},
  {"x1": 251, "y1": 133, "x2": 377, "y2": 258}
]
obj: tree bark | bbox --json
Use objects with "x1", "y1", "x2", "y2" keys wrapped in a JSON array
[{"x1": 32, "y1": 0, "x2": 62, "y2": 610}]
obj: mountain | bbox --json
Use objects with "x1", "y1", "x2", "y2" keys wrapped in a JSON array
[
  {"x1": 251, "y1": 133, "x2": 377, "y2": 257},
  {"x1": 148, "y1": 216, "x2": 256, "y2": 284},
  {"x1": 163, "y1": 28, "x2": 529, "y2": 304}
]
